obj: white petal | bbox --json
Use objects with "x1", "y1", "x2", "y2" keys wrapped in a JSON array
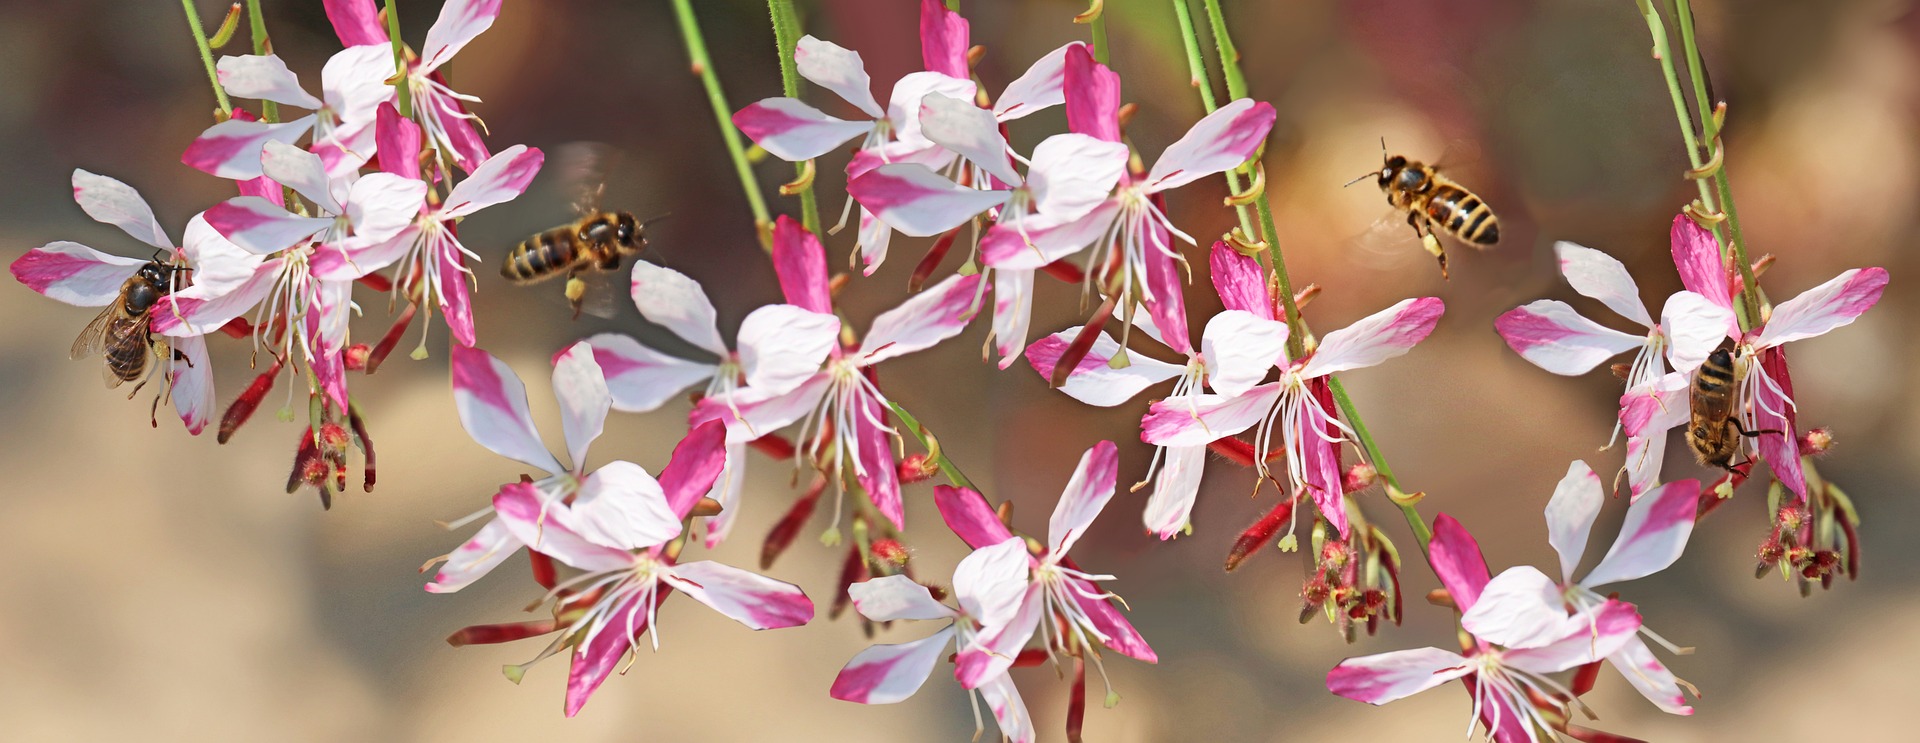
[
  {"x1": 1555, "y1": 241, "x2": 1652, "y2": 327},
  {"x1": 992, "y1": 43, "x2": 1072, "y2": 121},
  {"x1": 71, "y1": 170, "x2": 172, "y2": 249},
  {"x1": 1754, "y1": 268, "x2": 1889, "y2": 348},
  {"x1": 442, "y1": 145, "x2": 544, "y2": 218},
  {"x1": 1139, "y1": 385, "x2": 1280, "y2": 447},
  {"x1": 1047, "y1": 441, "x2": 1119, "y2": 555},
  {"x1": 423, "y1": 517, "x2": 518, "y2": 593},
  {"x1": 919, "y1": 93, "x2": 1019, "y2": 185},
  {"x1": 1581, "y1": 478, "x2": 1699, "y2": 589},
  {"x1": 793, "y1": 35, "x2": 883, "y2": 118},
  {"x1": 1027, "y1": 133, "x2": 1127, "y2": 223},
  {"x1": 202, "y1": 197, "x2": 331, "y2": 255},
  {"x1": 1142, "y1": 444, "x2": 1207, "y2": 539},
  {"x1": 1144, "y1": 98, "x2": 1275, "y2": 192},
  {"x1": 886, "y1": 71, "x2": 976, "y2": 150},
  {"x1": 449, "y1": 345, "x2": 564, "y2": 474},
  {"x1": 1660, "y1": 291, "x2": 1735, "y2": 376},
  {"x1": 551, "y1": 341, "x2": 611, "y2": 471},
  {"x1": 261, "y1": 140, "x2": 342, "y2": 214},
  {"x1": 9, "y1": 241, "x2": 147, "y2": 307},
  {"x1": 952, "y1": 537, "x2": 1032, "y2": 627},
  {"x1": 1201, "y1": 310, "x2": 1288, "y2": 398},
  {"x1": 736, "y1": 305, "x2": 839, "y2": 397},
  {"x1": 581, "y1": 333, "x2": 716, "y2": 413},
  {"x1": 848, "y1": 575, "x2": 959, "y2": 622},
  {"x1": 1300, "y1": 297, "x2": 1444, "y2": 378},
  {"x1": 419, "y1": 0, "x2": 502, "y2": 71},
  {"x1": 849, "y1": 163, "x2": 1010, "y2": 237},
  {"x1": 1544, "y1": 460, "x2": 1602, "y2": 584},
  {"x1": 630, "y1": 261, "x2": 726, "y2": 355},
  {"x1": 1609, "y1": 636, "x2": 1694, "y2": 715},
  {"x1": 732, "y1": 98, "x2": 871, "y2": 162},
  {"x1": 829, "y1": 627, "x2": 956, "y2": 705},
  {"x1": 1494, "y1": 299, "x2": 1645, "y2": 375},
  {"x1": 165, "y1": 334, "x2": 214, "y2": 435},
  {"x1": 991, "y1": 267, "x2": 1035, "y2": 369},
  {"x1": 1460, "y1": 566, "x2": 1570, "y2": 649},
  {"x1": 1326, "y1": 646, "x2": 1473, "y2": 705},
  {"x1": 180, "y1": 115, "x2": 315, "y2": 180},
  {"x1": 342, "y1": 172, "x2": 427, "y2": 243},
  {"x1": 858, "y1": 273, "x2": 982, "y2": 364},
  {"x1": 1025, "y1": 328, "x2": 1182, "y2": 407},
  {"x1": 216, "y1": 54, "x2": 324, "y2": 109},
  {"x1": 571, "y1": 461, "x2": 680, "y2": 550},
  {"x1": 665, "y1": 560, "x2": 815, "y2": 630}
]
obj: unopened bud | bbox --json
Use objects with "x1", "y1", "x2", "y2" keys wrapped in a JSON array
[
  {"x1": 1777, "y1": 505, "x2": 1806, "y2": 531},
  {"x1": 966, "y1": 45, "x2": 986, "y2": 69},
  {"x1": 1751, "y1": 253, "x2": 1775, "y2": 278},
  {"x1": 1224, "y1": 496, "x2": 1296, "y2": 571},
  {"x1": 871, "y1": 538, "x2": 911, "y2": 569},
  {"x1": 1117, "y1": 102, "x2": 1138, "y2": 132},
  {"x1": 897, "y1": 453, "x2": 939, "y2": 484},
  {"x1": 319, "y1": 422, "x2": 351, "y2": 452},
  {"x1": 1385, "y1": 484, "x2": 1425, "y2": 507},
  {"x1": 343, "y1": 343, "x2": 371, "y2": 371},
  {"x1": 1800, "y1": 427, "x2": 1834, "y2": 456},
  {"x1": 1293, "y1": 284, "x2": 1321, "y2": 311},
  {"x1": 689, "y1": 497, "x2": 725, "y2": 518},
  {"x1": 1425, "y1": 588, "x2": 1455, "y2": 609},
  {"x1": 1342, "y1": 462, "x2": 1378, "y2": 493}
]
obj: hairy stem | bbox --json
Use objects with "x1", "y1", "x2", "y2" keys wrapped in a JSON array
[
  {"x1": 181, "y1": 0, "x2": 234, "y2": 115},
  {"x1": 1171, "y1": 0, "x2": 1255, "y2": 239},
  {"x1": 888, "y1": 403, "x2": 978, "y2": 491},
  {"x1": 243, "y1": 0, "x2": 279, "y2": 122},
  {"x1": 672, "y1": 0, "x2": 774, "y2": 248},
  {"x1": 384, "y1": 0, "x2": 412, "y2": 118},
  {"x1": 767, "y1": 0, "x2": 822, "y2": 235},
  {"x1": 1090, "y1": 9, "x2": 1110, "y2": 64},
  {"x1": 1673, "y1": 0, "x2": 1763, "y2": 320}
]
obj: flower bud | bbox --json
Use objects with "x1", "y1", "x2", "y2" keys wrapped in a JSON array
[
  {"x1": 870, "y1": 538, "x2": 911, "y2": 570},
  {"x1": 343, "y1": 343, "x2": 371, "y2": 371},
  {"x1": 1343, "y1": 462, "x2": 1378, "y2": 493},
  {"x1": 896, "y1": 453, "x2": 939, "y2": 484},
  {"x1": 1799, "y1": 427, "x2": 1834, "y2": 456}
]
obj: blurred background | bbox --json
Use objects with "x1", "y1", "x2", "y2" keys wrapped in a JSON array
[{"x1": 0, "y1": 0, "x2": 1913, "y2": 740}]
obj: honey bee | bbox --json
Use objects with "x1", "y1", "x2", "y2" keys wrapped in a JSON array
[
  {"x1": 1351, "y1": 149, "x2": 1499, "y2": 278},
  {"x1": 499, "y1": 143, "x2": 657, "y2": 318},
  {"x1": 71, "y1": 260, "x2": 176, "y2": 391},
  {"x1": 1686, "y1": 345, "x2": 1778, "y2": 472}
]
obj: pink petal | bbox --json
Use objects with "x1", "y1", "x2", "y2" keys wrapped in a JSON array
[
  {"x1": 1140, "y1": 218, "x2": 1192, "y2": 356},
  {"x1": 424, "y1": 518, "x2": 518, "y2": 595},
  {"x1": 934, "y1": 486, "x2": 1016, "y2": 550},
  {"x1": 885, "y1": 71, "x2": 976, "y2": 150},
  {"x1": 1609, "y1": 636, "x2": 1694, "y2": 715},
  {"x1": 1047, "y1": 441, "x2": 1119, "y2": 555},
  {"x1": 919, "y1": 93, "x2": 1019, "y2": 185},
  {"x1": 551, "y1": 341, "x2": 611, "y2": 471},
  {"x1": 700, "y1": 442, "x2": 747, "y2": 548},
  {"x1": 732, "y1": 97, "x2": 872, "y2": 161},
  {"x1": 1493, "y1": 299, "x2": 1643, "y2": 376},
  {"x1": 150, "y1": 259, "x2": 279, "y2": 338},
  {"x1": 1062, "y1": 44, "x2": 1120, "y2": 142},
  {"x1": 977, "y1": 673, "x2": 1036, "y2": 743},
  {"x1": 1580, "y1": 478, "x2": 1700, "y2": 588},
  {"x1": 658, "y1": 420, "x2": 730, "y2": 522},
  {"x1": 831, "y1": 626, "x2": 956, "y2": 704},
  {"x1": 1618, "y1": 372, "x2": 1689, "y2": 438},
  {"x1": 1428, "y1": 513, "x2": 1493, "y2": 613},
  {"x1": 1027, "y1": 133, "x2": 1127, "y2": 222},
  {"x1": 993, "y1": 43, "x2": 1074, "y2": 121},
  {"x1": 1300, "y1": 380, "x2": 1348, "y2": 537},
  {"x1": 1301, "y1": 297, "x2": 1444, "y2": 377},
  {"x1": 1209, "y1": 241, "x2": 1273, "y2": 320},
  {"x1": 771, "y1": 215, "x2": 832, "y2": 314},
  {"x1": 9, "y1": 241, "x2": 146, "y2": 307},
  {"x1": 1141, "y1": 384, "x2": 1279, "y2": 446},
  {"x1": 1202, "y1": 310, "x2": 1288, "y2": 398},
  {"x1": 956, "y1": 583, "x2": 1042, "y2": 689},
  {"x1": 71, "y1": 170, "x2": 172, "y2": 249},
  {"x1": 579, "y1": 333, "x2": 716, "y2": 413},
  {"x1": 165, "y1": 333, "x2": 214, "y2": 435},
  {"x1": 1554, "y1": 241, "x2": 1652, "y2": 327},
  {"x1": 991, "y1": 268, "x2": 1035, "y2": 369},
  {"x1": 373, "y1": 102, "x2": 422, "y2": 179},
  {"x1": 666, "y1": 560, "x2": 814, "y2": 630},
  {"x1": 849, "y1": 574, "x2": 959, "y2": 622},
  {"x1": 419, "y1": 0, "x2": 502, "y2": 72},
  {"x1": 736, "y1": 304, "x2": 839, "y2": 396},
  {"x1": 424, "y1": 80, "x2": 492, "y2": 172},
  {"x1": 1144, "y1": 99, "x2": 1276, "y2": 193},
  {"x1": 1755, "y1": 267, "x2": 1888, "y2": 348},
  {"x1": 855, "y1": 395, "x2": 905, "y2": 529},
  {"x1": 1460, "y1": 566, "x2": 1570, "y2": 649},
  {"x1": 323, "y1": 0, "x2": 387, "y2": 46},
  {"x1": 1026, "y1": 328, "x2": 1183, "y2": 406},
  {"x1": 1660, "y1": 291, "x2": 1736, "y2": 375},
  {"x1": 564, "y1": 590, "x2": 648, "y2": 717},
  {"x1": 443, "y1": 145, "x2": 544, "y2": 217},
  {"x1": 449, "y1": 345, "x2": 564, "y2": 474},
  {"x1": 630, "y1": 261, "x2": 726, "y2": 355},
  {"x1": 1544, "y1": 460, "x2": 1602, "y2": 584},
  {"x1": 979, "y1": 199, "x2": 1120, "y2": 270},
  {"x1": 918, "y1": 0, "x2": 970, "y2": 77},
  {"x1": 1754, "y1": 346, "x2": 1805, "y2": 499},
  {"x1": 216, "y1": 54, "x2": 323, "y2": 109},
  {"x1": 438, "y1": 247, "x2": 477, "y2": 346},
  {"x1": 203, "y1": 196, "x2": 330, "y2": 255},
  {"x1": 1668, "y1": 215, "x2": 1734, "y2": 314},
  {"x1": 491, "y1": 482, "x2": 634, "y2": 572},
  {"x1": 1327, "y1": 646, "x2": 1472, "y2": 705},
  {"x1": 1142, "y1": 444, "x2": 1207, "y2": 539},
  {"x1": 794, "y1": 35, "x2": 884, "y2": 118},
  {"x1": 1072, "y1": 577, "x2": 1156, "y2": 662},
  {"x1": 1503, "y1": 599, "x2": 1642, "y2": 674},
  {"x1": 571, "y1": 461, "x2": 680, "y2": 551},
  {"x1": 181, "y1": 115, "x2": 315, "y2": 180},
  {"x1": 849, "y1": 163, "x2": 1010, "y2": 237},
  {"x1": 423, "y1": 516, "x2": 518, "y2": 593},
  {"x1": 859, "y1": 273, "x2": 982, "y2": 363}
]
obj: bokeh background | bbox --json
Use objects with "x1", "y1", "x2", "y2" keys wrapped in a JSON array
[{"x1": 0, "y1": 0, "x2": 1914, "y2": 740}]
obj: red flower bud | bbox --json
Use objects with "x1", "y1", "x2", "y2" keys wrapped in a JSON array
[
  {"x1": 1224, "y1": 495, "x2": 1297, "y2": 572},
  {"x1": 896, "y1": 453, "x2": 939, "y2": 484},
  {"x1": 871, "y1": 538, "x2": 911, "y2": 569}
]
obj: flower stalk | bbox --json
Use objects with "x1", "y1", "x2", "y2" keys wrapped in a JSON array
[
  {"x1": 245, "y1": 0, "x2": 278, "y2": 123},
  {"x1": 766, "y1": 0, "x2": 823, "y2": 235},
  {"x1": 887, "y1": 402, "x2": 978, "y2": 492},
  {"x1": 672, "y1": 0, "x2": 774, "y2": 248},
  {"x1": 1672, "y1": 0, "x2": 1763, "y2": 322},
  {"x1": 181, "y1": 0, "x2": 234, "y2": 115},
  {"x1": 383, "y1": 0, "x2": 412, "y2": 118}
]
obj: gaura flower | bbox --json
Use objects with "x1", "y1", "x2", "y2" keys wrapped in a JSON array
[
  {"x1": 1328, "y1": 514, "x2": 1643, "y2": 742},
  {"x1": 935, "y1": 443, "x2": 1158, "y2": 701},
  {"x1": 691, "y1": 217, "x2": 980, "y2": 531},
  {"x1": 181, "y1": 47, "x2": 395, "y2": 179},
  {"x1": 440, "y1": 418, "x2": 813, "y2": 717},
  {"x1": 9, "y1": 169, "x2": 230, "y2": 433},
  {"x1": 1140, "y1": 296, "x2": 1443, "y2": 537},
  {"x1": 323, "y1": 0, "x2": 501, "y2": 172},
  {"x1": 830, "y1": 573, "x2": 1034, "y2": 743},
  {"x1": 581, "y1": 259, "x2": 840, "y2": 547}
]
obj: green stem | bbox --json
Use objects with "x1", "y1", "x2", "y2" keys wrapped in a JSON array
[
  {"x1": 887, "y1": 403, "x2": 978, "y2": 491},
  {"x1": 384, "y1": 0, "x2": 413, "y2": 118},
  {"x1": 767, "y1": 0, "x2": 822, "y2": 235},
  {"x1": 1636, "y1": 0, "x2": 1753, "y2": 330},
  {"x1": 672, "y1": 0, "x2": 773, "y2": 247},
  {"x1": 1200, "y1": 0, "x2": 1248, "y2": 99},
  {"x1": 1171, "y1": 0, "x2": 1255, "y2": 239},
  {"x1": 1090, "y1": 10, "x2": 1110, "y2": 64},
  {"x1": 181, "y1": 0, "x2": 234, "y2": 115},
  {"x1": 1673, "y1": 0, "x2": 1763, "y2": 322},
  {"x1": 245, "y1": 0, "x2": 278, "y2": 123},
  {"x1": 1329, "y1": 378, "x2": 1431, "y2": 553}
]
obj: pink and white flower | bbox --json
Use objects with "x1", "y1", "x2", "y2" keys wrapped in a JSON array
[
  {"x1": 1328, "y1": 514, "x2": 1644, "y2": 742},
  {"x1": 181, "y1": 47, "x2": 396, "y2": 179},
  {"x1": 1522, "y1": 461, "x2": 1701, "y2": 715},
  {"x1": 8, "y1": 169, "x2": 226, "y2": 433},
  {"x1": 322, "y1": 0, "x2": 500, "y2": 172},
  {"x1": 691, "y1": 217, "x2": 980, "y2": 531},
  {"x1": 829, "y1": 573, "x2": 1034, "y2": 743},
  {"x1": 1140, "y1": 296, "x2": 1443, "y2": 537},
  {"x1": 938, "y1": 443, "x2": 1157, "y2": 699}
]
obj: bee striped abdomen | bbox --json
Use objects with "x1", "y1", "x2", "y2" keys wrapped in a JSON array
[
  {"x1": 502, "y1": 228, "x2": 580, "y2": 284},
  {"x1": 1428, "y1": 185, "x2": 1499, "y2": 245},
  {"x1": 1686, "y1": 348, "x2": 1742, "y2": 468},
  {"x1": 103, "y1": 317, "x2": 150, "y2": 383}
]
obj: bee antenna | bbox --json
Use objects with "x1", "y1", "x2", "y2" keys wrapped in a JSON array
[
  {"x1": 639, "y1": 212, "x2": 673, "y2": 226},
  {"x1": 1379, "y1": 136, "x2": 1387, "y2": 158},
  {"x1": 1343, "y1": 172, "x2": 1376, "y2": 188}
]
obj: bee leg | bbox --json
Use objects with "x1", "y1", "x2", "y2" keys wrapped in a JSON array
[
  {"x1": 564, "y1": 270, "x2": 587, "y2": 321},
  {"x1": 1409, "y1": 213, "x2": 1448, "y2": 279},
  {"x1": 1731, "y1": 419, "x2": 1784, "y2": 438}
]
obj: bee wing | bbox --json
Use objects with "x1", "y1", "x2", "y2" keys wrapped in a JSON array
[
  {"x1": 98, "y1": 314, "x2": 155, "y2": 389},
  {"x1": 553, "y1": 142, "x2": 621, "y2": 217},
  {"x1": 1345, "y1": 208, "x2": 1431, "y2": 272},
  {"x1": 70, "y1": 304, "x2": 120, "y2": 360}
]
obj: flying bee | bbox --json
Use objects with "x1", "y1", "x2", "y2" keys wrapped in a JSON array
[
  {"x1": 1686, "y1": 345, "x2": 1779, "y2": 472},
  {"x1": 71, "y1": 260, "x2": 179, "y2": 392},
  {"x1": 1348, "y1": 147, "x2": 1499, "y2": 278},
  {"x1": 500, "y1": 143, "x2": 659, "y2": 318}
]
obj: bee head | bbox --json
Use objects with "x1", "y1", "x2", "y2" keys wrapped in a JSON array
[{"x1": 615, "y1": 212, "x2": 641, "y2": 248}]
